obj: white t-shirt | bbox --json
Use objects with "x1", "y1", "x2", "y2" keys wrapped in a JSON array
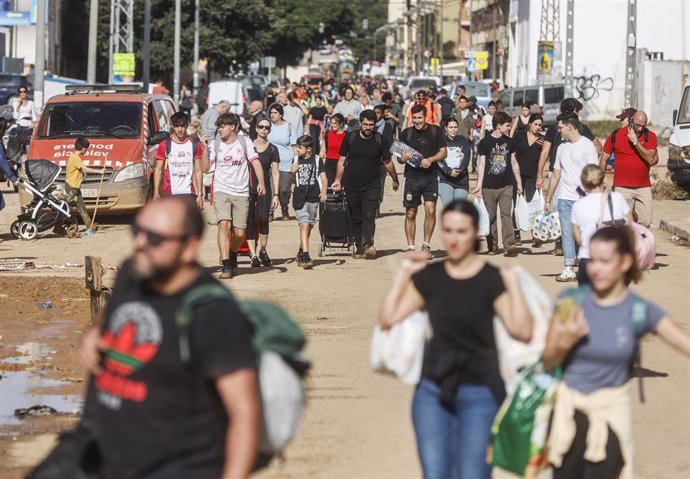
[
  {"x1": 14, "y1": 100, "x2": 37, "y2": 128},
  {"x1": 571, "y1": 191, "x2": 630, "y2": 259},
  {"x1": 554, "y1": 136, "x2": 599, "y2": 201},
  {"x1": 209, "y1": 135, "x2": 259, "y2": 196}
]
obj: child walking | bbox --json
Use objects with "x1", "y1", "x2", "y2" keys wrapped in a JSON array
[
  {"x1": 291, "y1": 135, "x2": 327, "y2": 269},
  {"x1": 65, "y1": 136, "x2": 106, "y2": 235}
]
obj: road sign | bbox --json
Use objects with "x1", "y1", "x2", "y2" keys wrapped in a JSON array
[
  {"x1": 113, "y1": 53, "x2": 135, "y2": 77},
  {"x1": 261, "y1": 56, "x2": 276, "y2": 69},
  {"x1": 475, "y1": 51, "x2": 489, "y2": 70}
]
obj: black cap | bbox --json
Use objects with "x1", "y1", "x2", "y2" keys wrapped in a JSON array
[{"x1": 615, "y1": 107, "x2": 637, "y2": 120}]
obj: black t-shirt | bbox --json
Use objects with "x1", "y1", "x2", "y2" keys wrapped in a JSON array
[
  {"x1": 250, "y1": 142, "x2": 279, "y2": 194},
  {"x1": 309, "y1": 106, "x2": 327, "y2": 122},
  {"x1": 401, "y1": 125, "x2": 447, "y2": 178},
  {"x1": 478, "y1": 134, "x2": 514, "y2": 189},
  {"x1": 292, "y1": 154, "x2": 325, "y2": 209},
  {"x1": 412, "y1": 262, "x2": 506, "y2": 396},
  {"x1": 511, "y1": 130, "x2": 544, "y2": 178},
  {"x1": 93, "y1": 261, "x2": 255, "y2": 479},
  {"x1": 545, "y1": 122, "x2": 596, "y2": 168},
  {"x1": 438, "y1": 135, "x2": 471, "y2": 188},
  {"x1": 339, "y1": 131, "x2": 392, "y2": 191}
]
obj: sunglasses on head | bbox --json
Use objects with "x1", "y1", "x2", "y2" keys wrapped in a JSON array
[{"x1": 132, "y1": 222, "x2": 188, "y2": 247}]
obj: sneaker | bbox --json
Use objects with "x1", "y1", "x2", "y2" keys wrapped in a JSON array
[
  {"x1": 363, "y1": 244, "x2": 377, "y2": 259},
  {"x1": 352, "y1": 246, "x2": 364, "y2": 259},
  {"x1": 421, "y1": 243, "x2": 433, "y2": 259},
  {"x1": 259, "y1": 249, "x2": 272, "y2": 267},
  {"x1": 229, "y1": 253, "x2": 239, "y2": 277},
  {"x1": 302, "y1": 252, "x2": 314, "y2": 269},
  {"x1": 219, "y1": 266, "x2": 232, "y2": 279},
  {"x1": 532, "y1": 239, "x2": 543, "y2": 248},
  {"x1": 281, "y1": 208, "x2": 290, "y2": 221},
  {"x1": 504, "y1": 244, "x2": 518, "y2": 257},
  {"x1": 486, "y1": 248, "x2": 497, "y2": 256},
  {"x1": 406, "y1": 245, "x2": 415, "y2": 252},
  {"x1": 82, "y1": 229, "x2": 94, "y2": 236},
  {"x1": 296, "y1": 249, "x2": 304, "y2": 267},
  {"x1": 555, "y1": 267, "x2": 577, "y2": 282},
  {"x1": 513, "y1": 232, "x2": 522, "y2": 247},
  {"x1": 250, "y1": 255, "x2": 261, "y2": 268}
]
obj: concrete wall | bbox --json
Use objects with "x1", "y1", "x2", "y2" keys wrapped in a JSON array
[{"x1": 638, "y1": 60, "x2": 689, "y2": 128}]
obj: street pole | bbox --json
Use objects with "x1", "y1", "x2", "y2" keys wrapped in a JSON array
[
  {"x1": 34, "y1": 0, "x2": 46, "y2": 108},
  {"x1": 193, "y1": 0, "x2": 200, "y2": 97},
  {"x1": 108, "y1": 0, "x2": 114, "y2": 83},
  {"x1": 173, "y1": 0, "x2": 181, "y2": 104},
  {"x1": 624, "y1": 0, "x2": 637, "y2": 107},
  {"x1": 87, "y1": 0, "x2": 98, "y2": 84},
  {"x1": 143, "y1": 0, "x2": 150, "y2": 92},
  {"x1": 564, "y1": 0, "x2": 574, "y2": 98}
]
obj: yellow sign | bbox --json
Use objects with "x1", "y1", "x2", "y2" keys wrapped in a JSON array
[
  {"x1": 113, "y1": 53, "x2": 136, "y2": 77},
  {"x1": 475, "y1": 52, "x2": 489, "y2": 70}
]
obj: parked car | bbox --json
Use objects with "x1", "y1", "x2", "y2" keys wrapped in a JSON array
[
  {"x1": 0, "y1": 74, "x2": 32, "y2": 105},
  {"x1": 238, "y1": 75, "x2": 267, "y2": 103},
  {"x1": 446, "y1": 81, "x2": 493, "y2": 112},
  {"x1": 207, "y1": 79, "x2": 249, "y2": 115},
  {"x1": 399, "y1": 76, "x2": 442, "y2": 100},
  {"x1": 669, "y1": 81, "x2": 690, "y2": 193},
  {"x1": 499, "y1": 83, "x2": 564, "y2": 126},
  {"x1": 26, "y1": 84, "x2": 174, "y2": 214}
]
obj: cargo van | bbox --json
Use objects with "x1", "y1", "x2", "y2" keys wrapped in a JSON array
[
  {"x1": 669, "y1": 82, "x2": 690, "y2": 190},
  {"x1": 499, "y1": 83, "x2": 564, "y2": 126},
  {"x1": 207, "y1": 79, "x2": 249, "y2": 115},
  {"x1": 27, "y1": 84, "x2": 175, "y2": 213}
]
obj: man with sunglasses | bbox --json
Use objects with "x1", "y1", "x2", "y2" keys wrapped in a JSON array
[
  {"x1": 79, "y1": 196, "x2": 260, "y2": 479},
  {"x1": 332, "y1": 109, "x2": 398, "y2": 259},
  {"x1": 599, "y1": 110, "x2": 658, "y2": 227}
]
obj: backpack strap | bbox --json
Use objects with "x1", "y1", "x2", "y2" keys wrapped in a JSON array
[
  {"x1": 239, "y1": 134, "x2": 249, "y2": 160},
  {"x1": 164, "y1": 137, "x2": 172, "y2": 170}
]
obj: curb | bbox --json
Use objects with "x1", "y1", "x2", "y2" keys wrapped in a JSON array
[{"x1": 659, "y1": 219, "x2": 690, "y2": 241}]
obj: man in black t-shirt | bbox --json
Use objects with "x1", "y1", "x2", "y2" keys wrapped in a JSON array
[
  {"x1": 473, "y1": 111, "x2": 523, "y2": 256},
  {"x1": 78, "y1": 196, "x2": 259, "y2": 479},
  {"x1": 398, "y1": 104, "x2": 447, "y2": 258},
  {"x1": 332, "y1": 109, "x2": 399, "y2": 259}
]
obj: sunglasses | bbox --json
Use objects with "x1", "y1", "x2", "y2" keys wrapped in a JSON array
[
  {"x1": 132, "y1": 222, "x2": 188, "y2": 247},
  {"x1": 19, "y1": 90, "x2": 27, "y2": 94},
  {"x1": 257, "y1": 124, "x2": 271, "y2": 130}
]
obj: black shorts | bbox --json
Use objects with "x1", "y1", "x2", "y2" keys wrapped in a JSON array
[{"x1": 402, "y1": 175, "x2": 438, "y2": 208}]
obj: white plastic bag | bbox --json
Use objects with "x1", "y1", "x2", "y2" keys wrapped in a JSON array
[
  {"x1": 526, "y1": 189, "x2": 545, "y2": 228},
  {"x1": 473, "y1": 197, "x2": 490, "y2": 236},
  {"x1": 370, "y1": 310, "x2": 431, "y2": 385},
  {"x1": 515, "y1": 194, "x2": 531, "y2": 232},
  {"x1": 493, "y1": 267, "x2": 553, "y2": 395},
  {"x1": 258, "y1": 351, "x2": 306, "y2": 454}
]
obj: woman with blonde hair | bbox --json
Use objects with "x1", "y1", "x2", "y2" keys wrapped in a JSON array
[{"x1": 571, "y1": 164, "x2": 631, "y2": 285}]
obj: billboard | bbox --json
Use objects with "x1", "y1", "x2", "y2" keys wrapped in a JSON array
[{"x1": 0, "y1": 0, "x2": 39, "y2": 26}]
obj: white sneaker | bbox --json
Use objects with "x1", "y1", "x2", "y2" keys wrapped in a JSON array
[{"x1": 555, "y1": 266, "x2": 577, "y2": 282}]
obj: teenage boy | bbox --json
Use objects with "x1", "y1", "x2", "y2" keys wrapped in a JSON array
[
  {"x1": 332, "y1": 109, "x2": 398, "y2": 259},
  {"x1": 473, "y1": 111, "x2": 523, "y2": 256},
  {"x1": 154, "y1": 112, "x2": 204, "y2": 209},
  {"x1": 290, "y1": 135, "x2": 327, "y2": 269},
  {"x1": 65, "y1": 136, "x2": 106, "y2": 235},
  {"x1": 201, "y1": 113, "x2": 266, "y2": 279},
  {"x1": 545, "y1": 112, "x2": 599, "y2": 282},
  {"x1": 398, "y1": 104, "x2": 447, "y2": 258}
]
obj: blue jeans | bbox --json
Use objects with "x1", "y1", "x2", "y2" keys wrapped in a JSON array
[
  {"x1": 557, "y1": 199, "x2": 576, "y2": 266},
  {"x1": 412, "y1": 378, "x2": 498, "y2": 479},
  {"x1": 438, "y1": 182, "x2": 468, "y2": 208}
]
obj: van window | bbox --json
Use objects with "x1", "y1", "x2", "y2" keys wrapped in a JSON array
[
  {"x1": 513, "y1": 90, "x2": 524, "y2": 107},
  {"x1": 525, "y1": 88, "x2": 538, "y2": 105},
  {"x1": 678, "y1": 86, "x2": 690, "y2": 124},
  {"x1": 499, "y1": 90, "x2": 511, "y2": 107},
  {"x1": 464, "y1": 84, "x2": 489, "y2": 98},
  {"x1": 154, "y1": 100, "x2": 170, "y2": 132},
  {"x1": 544, "y1": 86, "x2": 564, "y2": 105},
  {"x1": 147, "y1": 102, "x2": 157, "y2": 135},
  {"x1": 410, "y1": 78, "x2": 439, "y2": 90},
  {"x1": 37, "y1": 102, "x2": 142, "y2": 139},
  {"x1": 164, "y1": 100, "x2": 176, "y2": 121}
]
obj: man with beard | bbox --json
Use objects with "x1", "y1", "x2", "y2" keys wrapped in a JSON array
[
  {"x1": 78, "y1": 196, "x2": 260, "y2": 479},
  {"x1": 331, "y1": 110, "x2": 398, "y2": 259}
]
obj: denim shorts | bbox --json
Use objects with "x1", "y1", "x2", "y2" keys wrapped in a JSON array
[{"x1": 295, "y1": 201, "x2": 318, "y2": 225}]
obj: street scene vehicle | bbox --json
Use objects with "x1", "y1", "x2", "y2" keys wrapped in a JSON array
[
  {"x1": 207, "y1": 78, "x2": 249, "y2": 115},
  {"x1": 399, "y1": 75, "x2": 441, "y2": 99},
  {"x1": 500, "y1": 83, "x2": 564, "y2": 125},
  {"x1": 27, "y1": 84, "x2": 174, "y2": 214},
  {"x1": 447, "y1": 81, "x2": 493, "y2": 111},
  {"x1": 669, "y1": 82, "x2": 690, "y2": 192}
]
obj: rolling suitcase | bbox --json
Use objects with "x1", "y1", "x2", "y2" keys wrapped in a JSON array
[{"x1": 318, "y1": 189, "x2": 354, "y2": 257}]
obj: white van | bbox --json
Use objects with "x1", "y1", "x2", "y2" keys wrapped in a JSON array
[
  {"x1": 669, "y1": 82, "x2": 690, "y2": 189},
  {"x1": 207, "y1": 79, "x2": 249, "y2": 115},
  {"x1": 499, "y1": 84, "x2": 564, "y2": 126}
]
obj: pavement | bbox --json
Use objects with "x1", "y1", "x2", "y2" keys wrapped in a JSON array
[{"x1": 656, "y1": 199, "x2": 690, "y2": 241}]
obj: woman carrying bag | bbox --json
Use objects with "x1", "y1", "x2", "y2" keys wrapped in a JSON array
[
  {"x1": 379, "y1": 199, "x2": 532, "y2": 479},
  {"x1": 544, "y1": 226, "x2": 690, "y2": 479}
]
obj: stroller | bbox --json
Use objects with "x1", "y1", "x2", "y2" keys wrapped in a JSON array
[
  {"x1": 317, "y1": 188, "x2": 354, "y2": 257},
  {"x1": 11, "y1": 159, "x2": 79, "y2": 240}
]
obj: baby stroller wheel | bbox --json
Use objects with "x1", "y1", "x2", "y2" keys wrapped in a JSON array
[
  {"x1": 18, "y1": 221, "x2": 37, "y2": 240},
  {"x1": 10, "y1": 220, "x2": 21, "y2": 239},
  {"x1": 65, "y1": 224, "x2": 79, "y2": 239}
]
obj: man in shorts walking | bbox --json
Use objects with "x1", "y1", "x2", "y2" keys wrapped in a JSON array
[
  {"x1": 397, "y1": 104, "x2": 447, "y2": 257},
  {"x1": 202, "y1": 113, "x2": 265, "y2": 279}
]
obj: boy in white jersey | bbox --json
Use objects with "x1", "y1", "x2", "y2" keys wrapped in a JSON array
[
  {"x1": 201, "y1": 113, "x2": 266, "y2": 279},
  {"x1": 153, "y1": 112, "x2": 204, "y2": 210}
]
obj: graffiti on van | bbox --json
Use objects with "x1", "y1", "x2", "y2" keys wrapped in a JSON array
[{"x1": 574, "y1": 74, "x2": 613, "y2": 102}]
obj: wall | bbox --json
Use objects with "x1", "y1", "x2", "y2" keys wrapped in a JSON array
[{"x1": 638, "y1": 59, "x2": 689, "y2": 128}]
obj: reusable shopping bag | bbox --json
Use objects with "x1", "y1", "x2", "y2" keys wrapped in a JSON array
[
  {"x1": 527, "y1": 190, "x2": 545, "y2": 227},
  {"x1": 515, "y1": 194, "x2": 531, "y2": 232},
  {"x1": 473, "y1": 197, "x2": 490, "y2": 236},
  {"x1": 370, "y1": 310, "x2": 431, "y2": 385}
]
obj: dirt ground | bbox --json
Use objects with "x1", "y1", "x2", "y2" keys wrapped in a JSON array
[{"x1": 0, "y1": 177, "x2": 688, "y2": 479}]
